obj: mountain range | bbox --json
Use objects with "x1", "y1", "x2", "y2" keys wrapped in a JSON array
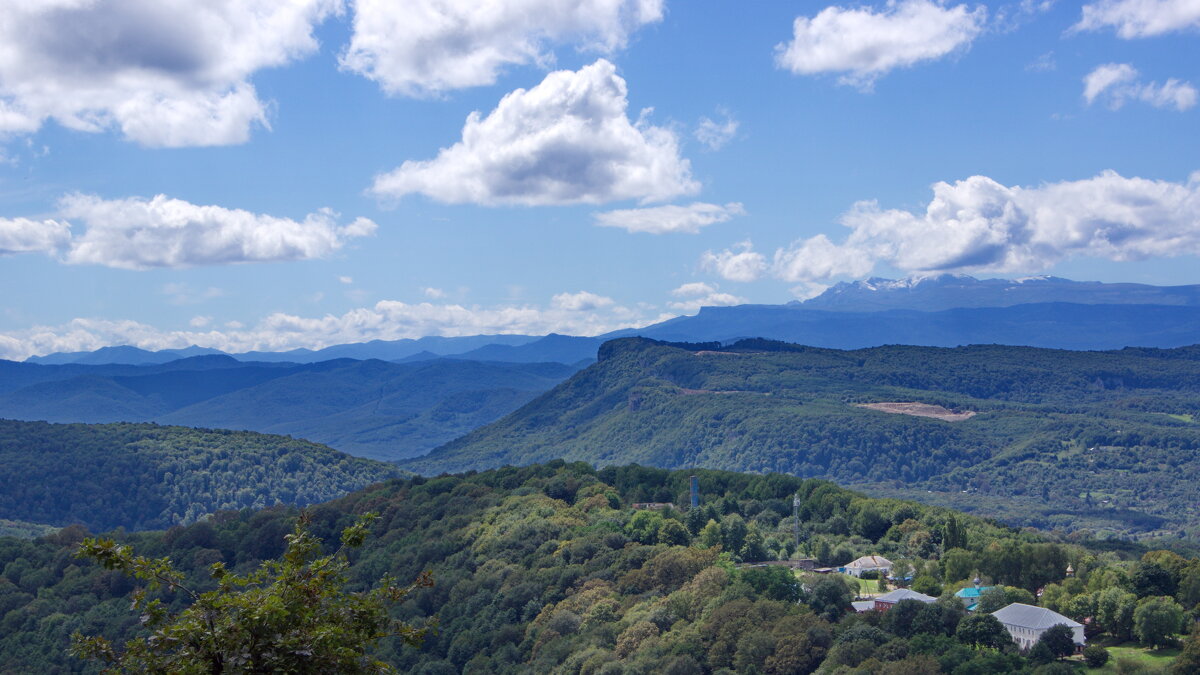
[
  {"x1": 0, "y1": 356, "x2": 578, "y2": 461},
  {"x1": 22, "y1": 275, "x2": 1200, "y2": 367}
]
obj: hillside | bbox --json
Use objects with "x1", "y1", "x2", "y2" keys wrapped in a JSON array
[
  {"x1": 407, "y1": 338, "x2": 1200, "y2": 538},
  {"x1": 0, "y1": 419, "x2": 402, "y2": 532},
  {"x1": 2, "y1": 462, "x2": 1185, "y2": 673},
  {"x1": 0, "y1": 357, "x2": 579, "y2": 461}
]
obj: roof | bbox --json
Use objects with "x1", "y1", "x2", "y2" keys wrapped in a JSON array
[
  {"x1": 851, "y1": 601, "x2": 876, "y2": 612},
  {"x1": 955, "y1": 586, "x2": 994, "y2": 598},
  {"x1": 992, "y1": 603, "x2": 1082, "y2": 630},
  {"x1": 846, "y1": 555, "x2": 893, "y2": 568},
  {"x1": 876, "y1": 588, "x2": 936, "y2": 604}
]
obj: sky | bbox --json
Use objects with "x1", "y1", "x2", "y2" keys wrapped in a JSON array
[{"x1": 0, "y1": 0, "x2": 1198, "y2": 359}]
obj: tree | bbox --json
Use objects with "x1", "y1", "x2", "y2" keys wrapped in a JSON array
[
  {"x1": 1133, "y1": 595, "x2": 1186, "y2": 648},
  {"x1": 977, "y1": 586, "x2": 1009, "y2": 613},
  {"x1": 955, "y1": 612, "x2": 1012, "y2": 650},
  {"x1": 658, "y1": 519, "x2": 691, "y2": 546},
  {"x1": 1095, "y1": 587, "x2": 1137, "y2": 641},
  {"x1": 1082, "y1": 645, "x2": 1110, "y2": 668},
  {"x1": 71, "y1": 512, "x2": 433, "y2": 674},
  {"x1": 1174, "y1": 624, "x2": 1200, "y2": 674},
  {"x1": 1035, "y1": 624, "x2": 1076, "y2": 661}
]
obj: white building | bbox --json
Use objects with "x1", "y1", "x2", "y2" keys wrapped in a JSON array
[
  {"x1": 843, "y1": 555, "x2": 893, "y2": 578},
  {"x1": 991, "y1": 603, "x2": 1085, "y2": 651}
]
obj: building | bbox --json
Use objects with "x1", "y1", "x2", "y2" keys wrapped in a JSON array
[
  {"x1": 873, "y1": 588, "x2": 937, "y2": 611},
  {"x1": 991, "y1": 603, "x2": 1085, "y2": 651},
  {"x1": 843, "y1": 555, "x2": 893, "y2": 578},
  {"x1": 631, "y1": 502, "x2": 675, "y2": 511},
  {"x1": 955, "y1": 577, "x2": 994, "y2": 611}
]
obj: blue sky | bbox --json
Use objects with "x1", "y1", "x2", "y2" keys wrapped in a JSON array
[{"x1": 0, "y1": 0, "x2": 1198, "y2": 358}]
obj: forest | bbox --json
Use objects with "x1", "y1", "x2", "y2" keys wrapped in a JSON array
[
  {"x1": 407, "y1": 339, "x2": 1200, "y2": 539},
  {"x1": 0, "y1": 419, "x2": 403, "y2": 532},
  {"x1": 3, "y1": 461, "x2": 1200, "y2": 673}
]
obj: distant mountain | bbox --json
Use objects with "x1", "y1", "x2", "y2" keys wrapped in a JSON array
[
  {"x1": 406, "y1": 337, "x2": 1200, "y2": 535},
  {"x1": 623, "y1": 302, "x2": 1200, "y2": 350},
  {"x1": 799, "y1": 274, "x2": 1200, "y2": 312},
  {"x1": 26, "y1": 335, "x2": 543, "y2": 366},
  {"x1": 451, "y1": 333, "x2": 603, "y2": 364},
  {"x1": 27, "y1": 344, "x2": 226, "y2": 365},
  {"x1": 0, "y1": 358, "x2": 580, "y2": 461},
  {"x1": 0, "y1": 419, "x2": 402, "y2": 531}
]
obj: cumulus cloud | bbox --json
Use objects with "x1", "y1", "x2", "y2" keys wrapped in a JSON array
[
  {"x1": 0, "y1": 1, "x2": 339, "y2": 146},
  {"x1": 1083, "y1": 63, "x2": 1197, "y2": 111},
  {"x1": 0, "y1": 217, "x2": 71, "y2": 255},
  {"x1": 775, "y1": 0, "x2": 986, "y2": 89},
  {"x1": 667, "y1": 282, "x2": 745, "y2": 312},
  {"x1": 340, "y1": 0, "x2": 663, "y2": 97},
  {"x1": 594, "y1": 202, "x2": 745, "y2": 234},
  {"x1": 695, "y1": 111, "x2": 739, "y2": 150},
  {"x1": 370, "y1": 59, "x2": 698, "y2": 206},
  {"x1": 550, "y1": 290, "x2": 615, "y2": 311},
  {"x1": 1074, "y1": 0, "x2": 1200, "y2": 38},
  {"x1": 764, "y1": 170, "x2": 1200, "y2": 285},
  {"x1": 58, "y1": 194, "x2": 376, "y2": 269},
  {"x1": 700, "y1": 240, "x2": 769, "y2": 282},
  {"x1": 0, "y1": 293, "x2": 670, "y2": 361}
]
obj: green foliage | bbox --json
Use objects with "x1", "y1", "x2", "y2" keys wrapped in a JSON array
[
  {"x1": 405, "y1": 338, "x2": 1200, "y2": 537},
  {"x1": 1084, "y1": 644, "x2": 1111, "y2": 668},
  {"x1": 0, "y1": 461, "x2": 1188, "y2": 672},
  {"x1": 955, "y1": 612, "x2": 1012, "y2": 649},
  {"x1": 0, "y1": 419, "x2": 402, "y2": 531},
  {"x1": 1134, "y1": 595, "x2": 1187, "y2": 648},
  {"x1": 71, "y1": 513, "x2": 432, "y2": 673},
  {"x1": 1036, "y1": 624, "x2": 1077, "y2": 660}
]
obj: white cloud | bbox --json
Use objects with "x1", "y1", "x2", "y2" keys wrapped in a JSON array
[
  {"x1": 0, "y1": 293, "x2": 671, "y2": 361},
  {"x1": 700, "y1": 240, "x2": 769, "y2": 282},
  {"x1": 667, "y1": 282, "x2": 744, "y2": 312},
  {"x1": 1074, "y1": 0, "x2": 1200, "y2": 38},
  {"x1": 338, "y1": 275, "x2": 354, "y2": 284},
  {"x1": 766, "y1": 170, "x2": 1200, "y2": 284},
  {"x1": 57, "y1": 194, "x2": 376, "y2": 269},
  {"x1": 594, "y1": 202, "x2": 745, "y2": 234},
  {"x1": 189, "y1": 315, "x2": 212, "y2": 328},
  {"x1": 775, "y1": 0, "x2": 986, "y2": 90},
  {"x1": 1084, "y1": 63, "x2": 1197, "y2": 111},
  {"x1": 695, "y1": 111, "x2": 739, "y2": 150},
  {"x1": 422, "y1": 286, "x2": 446, "y2": 299},
  {"x1": 370, "y1": 59, "x2": 698, "y2": 206},
  {"x1": 340, "y1": 0, "x2": 663, "y2": 97},
  {"x1": 550, "y1": 290, "x2": 615, "y2": 311},
  {"x1": 0, "y1": 217, "x2": 70, "y2": 255},
  {"x1": 0, "y1": 1, "x2": 339, "y2": 147}
]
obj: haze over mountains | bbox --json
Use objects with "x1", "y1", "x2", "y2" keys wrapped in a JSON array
[
  {"x1": 22, "y1": 276, "x2": 1200, "y2": 368},
  {"x1": 0, "y1": 357, "x2": 577, "y2": 461}
]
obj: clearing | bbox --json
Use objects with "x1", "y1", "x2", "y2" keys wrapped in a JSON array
[{"x1": 855, "y1": 402, "x2": 976, "y2": 422}]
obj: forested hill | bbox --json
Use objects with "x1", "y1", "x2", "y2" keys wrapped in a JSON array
[
  {"x1": 0, "y1": 419, "x2": 403, "y2": 532},
  {"x1": 0, "y1": 357, "x2": 579, "y2": 461},
  {"x1": 406, "y1": 338, "x2": 1200, "y2": 537},
  {"x1": 1, "y1": 461, "x2": 1182, "y2": 673}
]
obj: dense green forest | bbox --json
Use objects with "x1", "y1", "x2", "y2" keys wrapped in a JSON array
[
  {"x1": 405, "y1": 339, "x2": 1200, "y2": 539},
  {"x1": 0, "y1": 357, "x2": 578, "y2": 461},
  {"x1": 0, "y1": 419, "x2": 403, "y2": 532},
  {"x1": 4, "y1": 462, "x2": 1200, "y2": 673}
]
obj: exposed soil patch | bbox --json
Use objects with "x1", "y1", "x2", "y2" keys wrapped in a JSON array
[
  {"x1": 679, "y1": 388, "x2": 761, "y2": 395},
  {"x1": 856, "y1": 402, "x2": 976, "y2": 422}
]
